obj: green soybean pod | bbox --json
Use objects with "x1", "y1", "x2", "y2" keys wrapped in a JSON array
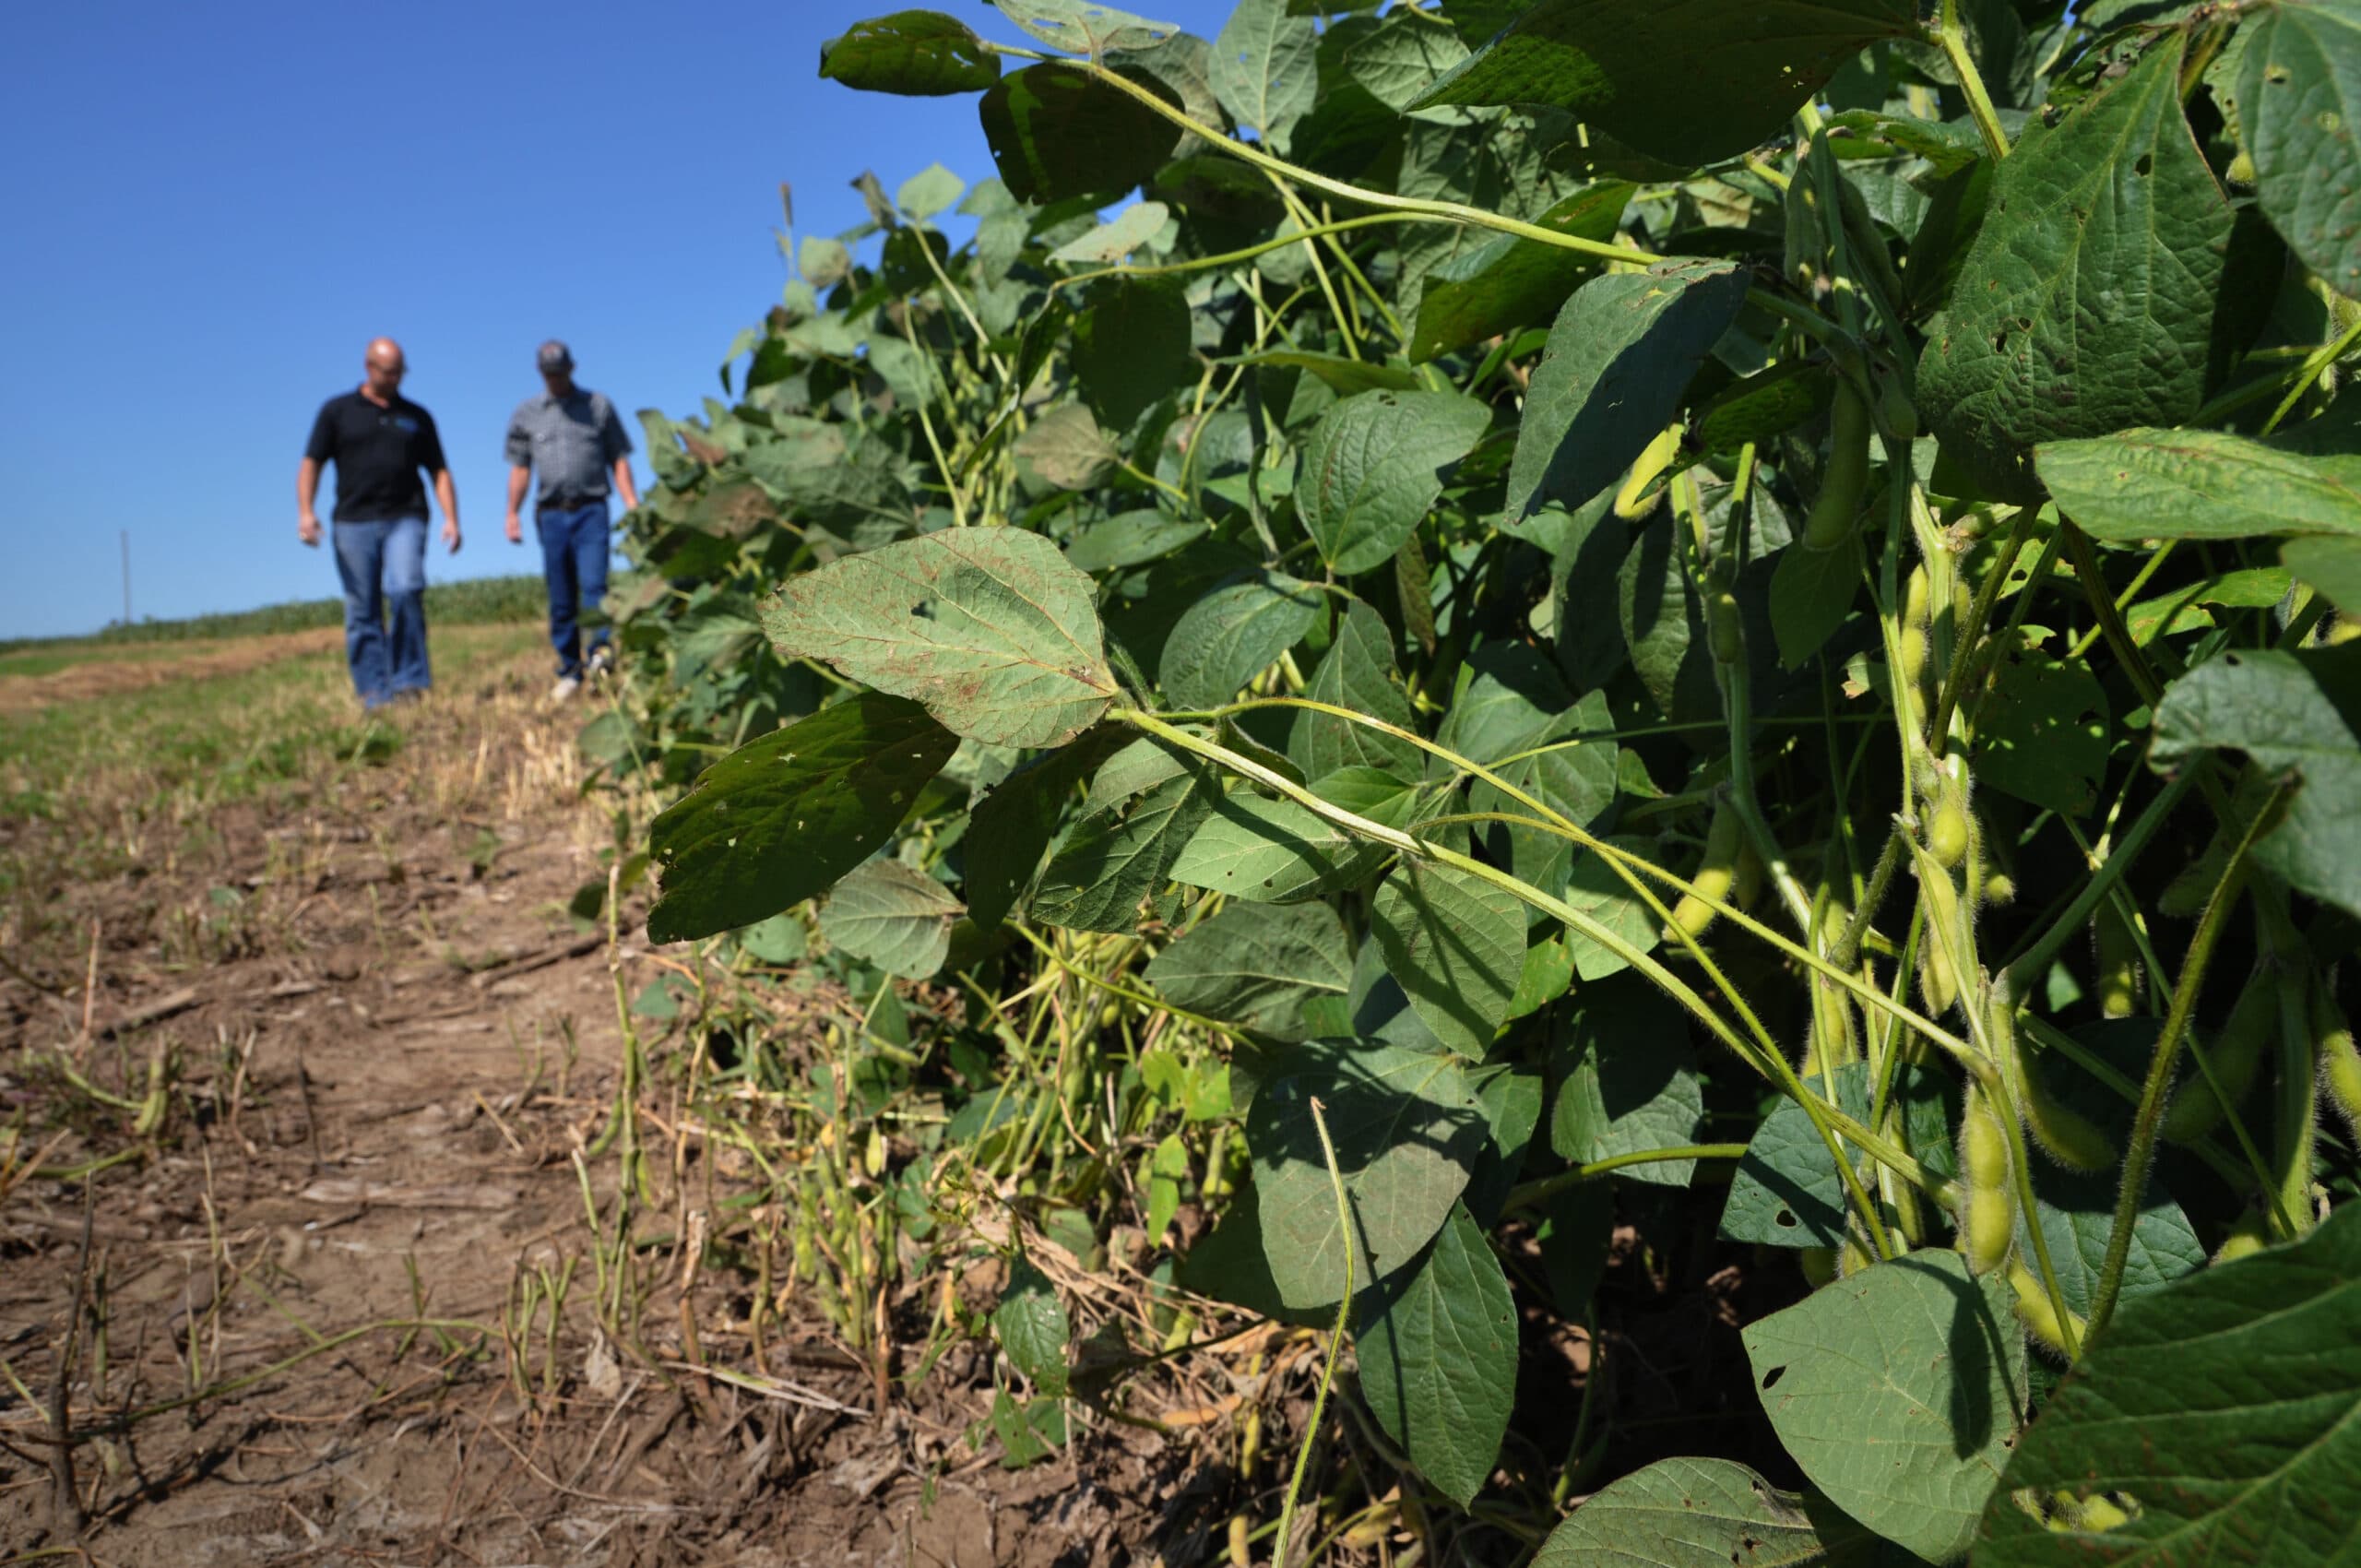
[
  {"x1": 1926, "y1": 771, "x2": 1972, "y2": 871},
  {"x1": 1665, "y1": 798, "x2": 1741, "y2": 942},
  {"x1": 1801, "y1": 380, "x2": 1871, "y2": 552},
  {"x1": 1991, "y1": 992, "x2": 2113, "y2": 1172},
  {"x1": 1960, "y1": 1083, "x2": 2014, "y2": 1274},
  {"x1": 2271, "y1": 978, "x2": 2319, "y2": 1240},
  {"x1": 1615, "y1": 423, "x2": 1684, "y2": 520},
  {"x1": 2162, "y1": 966, "x2": 2274, "y2": 1145},
  {"x1": 1915, "y1": 855, "x2": 1968, "y2": 1018},
  {"x1": 1708, "y1": 588, "x2": 1745, "y2": 666},
  {"x1": 2092, "y1": 898, "x2": 2142, "y2": 1020},
  {"x1": 2319, "y1": 980, "x2": 2361, "y2": 1135},
  {"x1": 2006, "y1": 1259, "x2": 2082, "y2": 1358}
]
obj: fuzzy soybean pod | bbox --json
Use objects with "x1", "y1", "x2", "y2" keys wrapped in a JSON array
[
  {"x1": 1960, "y1": 1082, "x2": 2015, "y2": 1274},
  {"x1": 1924, "y1": 768, "x2": 1972, "y2": 872},
  {"x1": 1665, "y1": 797, "x2": 1742, "y2": 942},
  {"x1": 1802, "y1": 381, "x2": 1871, "y2": 552},
  {"x1": 1616, "y1": 423, "x2": 1684, "y2": 520},
  {"x1": 2007, "y1": 1258, "x2": 2084, "y2": 1357},
  {"x1": 1915, "y1": 853, "x2": 1970, "y2": 1018},
  {"x1": 2271, "y1": 976, "x2": 2319, "y2": 1240},
  {"x1": 1990, "y1": 992, "x2": 2114, "y2": 1172},
  {"x1": 2091, "y1": 898, "x2": 2142, "y2": 1020},
  {"x1": 2162, "y1": 964, "x2": 2275, "y2": 1146},
  {"x1": 2318, "y1": 979, "x2": 2361, "y2": 1136}
]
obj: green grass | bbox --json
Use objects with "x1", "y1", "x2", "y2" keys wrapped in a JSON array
[{"x1": 0, "y1": 573, "x2": 594, "y2": 659}]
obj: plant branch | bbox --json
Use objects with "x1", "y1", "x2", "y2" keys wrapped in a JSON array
[{"x1": 2086, "y1": 778, "x2": 2287, "y2": 1339}]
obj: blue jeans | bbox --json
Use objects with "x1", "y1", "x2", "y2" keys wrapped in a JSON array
[
  {"x1": 536, "y1": 502, "x2": 612, "y2": 679},
  {"x1": 331, "y1": 517, "x2": 430, "y2": 707}
]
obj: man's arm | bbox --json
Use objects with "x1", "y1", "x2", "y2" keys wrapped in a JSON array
[
  {"x1": 598, "y1": 397, "x2": 638, "y2": 512},
  {"x1": 610, "y1": 457, "x2": 640, "y2": 513},
  {"x1": 297, "y1": 457, "x2": 324, "y2": 547},
  {"x1": 505, "y1": 466, "x2": 531, "y2": 544},
  {"x1": 433, "y1": 469, "x2": 462, "y2": 553}
]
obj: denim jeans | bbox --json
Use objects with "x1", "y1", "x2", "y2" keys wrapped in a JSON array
[
  {"x1": 331, "y1": 517, "x2": 430, "y2": 707},
  {"x1": 536, "y1": 502, "x2": 612, "y2": 679}
]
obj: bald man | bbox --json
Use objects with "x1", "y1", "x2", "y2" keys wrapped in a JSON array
[{"x1": 298, "y1": 339, "x2": 461, "y2": 708}]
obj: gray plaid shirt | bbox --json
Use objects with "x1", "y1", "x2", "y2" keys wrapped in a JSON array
[{"x1": 505, "y1": 387, "x2": 633, "y2": 505}]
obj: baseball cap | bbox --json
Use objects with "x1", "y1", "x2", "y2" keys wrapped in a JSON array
[{"x1": 537, "y1": 339, "x2": 574, "y2": 373}]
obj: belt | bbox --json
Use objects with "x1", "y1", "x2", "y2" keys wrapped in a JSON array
[{"x1": 540, "y1": 493, "x2": 608, "y2": 511}]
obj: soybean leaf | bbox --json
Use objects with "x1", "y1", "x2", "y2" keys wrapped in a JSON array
[
  {"x1": 1211, "y1": 0, "x2": 1320, "y2": 152},
  {"x1": 766, "y1": 528, "x2": 1119, "y2": 750},
  {"x1": 1016, "y1": 402, "x2": 1121, "y2": 491},
  {"x1": 1535, "y1": 1455, "x2": 1884, "y2": 1568},
  {"x1": 2125, "y1": 564, "x2": 2298, "y2": 643},
  {"x1": 820, "y1": 860, "x2": 962, "y2": 979},
  {"x1": 1916, "y1": 33, "x2": 2235, "y2": 501},
  {"x1": 1371, "y1": 859, "x2": 1526, "y2": 1061},
  {"x1": 1301, "y1": 390, "x2": 1494, "y2": 575},
  {"x1": 1973, "y1": 1203, "x2": 2361, "y2": 1567},
  {"x1": 1972, "y1": 653, "x2": 2111, "y2": 816},
  {"x1": 2038, "y1": 427, "x2": 2361, "y2": 541},
  {"x1": 1031, "y1": 738, "x2": 1225, "y2": 932},
  {"x1": 2237, "y1": 0, "x2": 2361, "y2": 296},
  {"x1": 1464, "y1": 1068, "x2": 1544, "y2": 1226},
  {"x1": 2282, "y1": 533, "x2": 2361, "y2": 613},
  {"x1": 2013, "y1": 1163, "x2": 2204, "y2": 1323},
  {"x1": 1246, "y1": 1039, "x2": 1487, "y2": 1308},
  {"x1": 1409, "y1": 183, "x2": 1636, "y2": 363},
  {"x1": 1549, "y1": 981, "x2": 1703, "y2": 1188},
  {"x1": 2149, "y1": 645, "x2": 2361, "y2": 920},
  {"x1": 1771, "y1": 532, "x2": 1862, "y2": 669},
  {"x1": 1506, "y1": 261, "x2": 1751, "y2": 524},
  {"x1": 1344, "y1": 9, "x2": 1472, "y2": 112},
  {"x1": 1073, "y1": 277, "x2": 1195, "y2": 431},
  {"x1": 1407, "y1": 0, "x2": 1918, "y2": 168},
  {"x1": 986, "y1": 1390, "x2": 1064, "y2": 1467},
  {"x1": 1159, "y1": 573, "x2": 1324, "y2": 708},
  {"x1": 990, "y1": 0, "x2": 1180, "y2": 56},
  {"x1": 896, "y1": 161, "x2": 967, "y2": 219},
  {"x1": 1506, "y1": 934, "x2": 1575, "y2": 1021},
  {"x1": 1437, "y1": 643, "x2": 1574, "y2": 767},
  {"x1": 1356, "y1": 1204, "x2": 1516, "y2": 1508},
  {"x1": 1288, "y1": 597, "x2": 1421, "y2": 779},
  {"x1": 1170, "y1": 790, "x2": 1386, "y2": 902},
  {"x1": 1046, "y1": 200, "x2": 1169, "y2": 265},
  {"x1": 979, "y1": 62, "x2": 1182, "y2": 205},
  {"x1": 992, "y1": 1259, "x2": 1071, "y2": 1396},
  {"x1": 1558, "y1": 837, "x2": 1663, "y2": 980},
  {"x1": 1176, "y1": 1178, "x2": 1328, "y2": 1327},
  {"x1": 1064, "y1": 509, "x2": 1207, "y2": 572},
  {"x1": 1722, "y1": 1062, "x2": 1961, "y2": 1249},
  {"x1": 1231, "y1": 350, "x2": 1420, "y2": 395},
  {"x1": 647, "y1": 694, "x2": 958, "y2": 944},
  {"x1": 966, "y1": 726, "x2": 1129, "y2": 929},
  {"x1": 1470, "y1": 689, "x2": 1622, "y2": 901},
  {"x1": 1743, "y1": 1251, "x2": 2029, "y2": 1564},
  {"x1": 1619, "y1": 512, "x2": 1715, "y2": 722},
  {"x1": 1144, "y1": 899, "x2": 1352, "y2": 1039},
  {"x1": 820, "y1": 10, "x2": 1003, "y2": 95}
]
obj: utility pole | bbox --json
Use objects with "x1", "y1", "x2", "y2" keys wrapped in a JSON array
[{"x1": 121, "y1": 530, "x2": 132, "y2": 625}]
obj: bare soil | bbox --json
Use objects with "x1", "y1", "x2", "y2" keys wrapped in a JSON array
[{"x1": 0, "y1": 646, "x2": 1192, "y2": 1566}]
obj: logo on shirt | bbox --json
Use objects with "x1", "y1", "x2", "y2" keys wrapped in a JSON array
[{"x1": 394, "y1": 416, "x2": 419, "y2": 433}]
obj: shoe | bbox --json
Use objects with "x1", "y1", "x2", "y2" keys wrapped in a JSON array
[
  {"x1": 390, "y1": 687, "x2": 428, "y2": 706},
  {"x1": 586, "y1": 645, "x2": 615, "y2": 682},
  {"x1": 550, "y1": 674, "x2": 583, "y2": 703}
]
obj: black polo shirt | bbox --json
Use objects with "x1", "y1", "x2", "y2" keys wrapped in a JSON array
[{"x1": 303, "y1": 391, "x2": 449, "y2": 523}]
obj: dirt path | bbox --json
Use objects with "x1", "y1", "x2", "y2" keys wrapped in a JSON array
[
  {"x1": 0, "y1": 647, "x2": 1181, "y2": 1566},
  {"x1": 0, "y1": 629, "x2": 347, "y2": 715}
]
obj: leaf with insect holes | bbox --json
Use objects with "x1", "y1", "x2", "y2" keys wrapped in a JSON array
[
  {"x1": 765, "y1": 529, "x2": 1119, "y2": 750},
  {"x1": 820, "y1": 11, "x2": 1003, "y2": 96}
]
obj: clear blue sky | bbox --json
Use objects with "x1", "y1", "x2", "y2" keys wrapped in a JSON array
[{"x1": 0, "y1": 0, "x2": 1243, "y2": 640}]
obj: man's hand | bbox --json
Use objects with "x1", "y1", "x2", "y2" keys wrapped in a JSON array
[
  {"x1": 444, "y1": 518, "x2": 462, "y2": 554},
  {"x1": 299, "y1": 513, "x2": 322, "y2": 548},
  {"x1": 504, "y1": 512, "x2": 524, "y2": 545}
]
